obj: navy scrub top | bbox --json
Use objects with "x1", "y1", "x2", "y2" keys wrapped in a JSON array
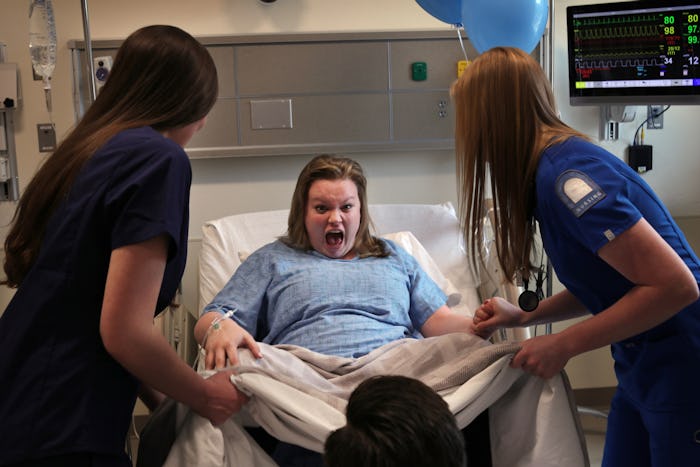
[
  {"x1": 0, "y1": 126, "x2": 191, "y2": 464},
  {"x1": 534, "y1": 137, "x2": 700, "y2": 408}
]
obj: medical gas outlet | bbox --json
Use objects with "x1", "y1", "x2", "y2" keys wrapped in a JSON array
[
  {"x1": 411, "y1": 62, "x2": 427, "y2": 81},
  {"x1": 93, "y1": 56, "x2": 112, "y2": 92}
]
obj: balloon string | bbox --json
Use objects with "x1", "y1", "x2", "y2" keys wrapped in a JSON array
[{"x1": 456, "y1": 26, "x2": 469, "y2": 62}]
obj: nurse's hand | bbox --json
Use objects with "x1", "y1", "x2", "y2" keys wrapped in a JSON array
[
  {"x1": 203, "y1": 318, "x2": 262, "y2": 370},
  {"x1": 509, "y1": 333, "x2": 570, "y2": 379},
  {"x1": 195, "y1": 370, "x2": 249, "y2": 426},
  {"x1": 472, "y1": 297, "x2": 524, "y2": 337}
]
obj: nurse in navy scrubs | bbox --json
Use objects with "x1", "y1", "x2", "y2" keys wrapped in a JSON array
[
  {"x1": 0, "y1": 25, "x2": 249, "y2": 467},
  {"x1": 453, "y1": 47, "x2": 700, "y2": 467}
]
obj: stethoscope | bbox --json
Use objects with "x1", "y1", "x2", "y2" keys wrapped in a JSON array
[
  {"x1": 518, "y1": 265, "x2": 545, "y2": 311},
  {"x1": 518, "y1": 248, "x2": 547, "y2": 312}
]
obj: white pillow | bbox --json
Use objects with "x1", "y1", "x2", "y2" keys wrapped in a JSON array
[
  {"x1": 236, "y1": 231, "x2": 461, "y2": 308},
  {"x1": 381, "y1": 231, "x2": 462, "y2": 307}
]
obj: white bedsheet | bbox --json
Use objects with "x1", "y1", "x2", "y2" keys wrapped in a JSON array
[{"x1": 162, "y1": 334, "x2": 589, "y2": 467}]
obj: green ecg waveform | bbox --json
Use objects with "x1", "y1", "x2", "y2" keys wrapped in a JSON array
[{"x1": 576, "y1": 24, "x2": 660, "y2": 40}]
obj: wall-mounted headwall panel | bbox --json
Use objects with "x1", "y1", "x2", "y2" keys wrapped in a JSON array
[
  {"x1": 69, "y1": 30, "x2": 479, "y2": 158},
  {"x1": 235, "y1": 42, "x2": 389, "y2": 95}
]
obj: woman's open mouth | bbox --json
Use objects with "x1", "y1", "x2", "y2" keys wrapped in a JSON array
[{"x1": 325, "y1": 230, "x2": 344, "y2": 247}]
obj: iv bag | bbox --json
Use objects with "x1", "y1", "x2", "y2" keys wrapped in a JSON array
[{"x1": 29, "y1": 0, "x2": 57, "y2": 83}]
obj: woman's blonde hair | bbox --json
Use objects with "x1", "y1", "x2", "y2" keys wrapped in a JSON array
[
  {"x1": 281, "y1": 154, "x2": 388, "y2": 258},
  {"x1": 451, "y1": 47, "x2": 587, "y2": 282}
]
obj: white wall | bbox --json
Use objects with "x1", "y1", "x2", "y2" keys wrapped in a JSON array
[{"x1": 2, "y1": 0, "x2": 699, "y2": 390}]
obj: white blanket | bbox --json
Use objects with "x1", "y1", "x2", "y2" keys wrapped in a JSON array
[{"x1": 162, "y1": 333, "x2": 589, "y2": 467}]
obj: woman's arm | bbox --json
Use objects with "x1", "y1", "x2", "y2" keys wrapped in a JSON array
[
  {"x1": 472, "y1": 289, "x2": 589, "y2": 337},
  {"x1": 100, "y1": 235, "x2": 247, "y2": 425},
  {"x1": 419, "y1": 288, "x2": 587, "y2": 339},
  {"x1": 555, "y1": 217, "x2": 698, "y2": 355},
  {"x1": 420, "y1": 304, "x2": 477, "y2": 337},
  {"x1": 420, "y1": 292, "x2": 586, "y2": 339},
  {"x1": 512, "y1": 218, "x2": 698, "y2": 378}
]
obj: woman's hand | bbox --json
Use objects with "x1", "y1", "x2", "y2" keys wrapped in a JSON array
[
  {"x1": 509, "y1": 333, "x2": 571, "y2": 379},
  {"x1": 203, "y1": 318, "x2": 262, "y2": 370},
  {"x1": 193, "y1": 370, "x2": 250, "y2": 426},
  {"x1": 472, "y1": 296, "x2": 524, "y2": 337}
]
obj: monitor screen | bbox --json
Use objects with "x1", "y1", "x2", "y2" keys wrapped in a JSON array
[{"x1": 567, "y1": 0, "x2": 700, "y2": 105}]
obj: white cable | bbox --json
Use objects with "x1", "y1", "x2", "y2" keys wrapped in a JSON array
[{"x1": 456, "y1": 26, "x2": 469, "y2": 62}]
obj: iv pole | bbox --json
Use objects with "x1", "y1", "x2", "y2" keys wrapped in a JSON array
[
  {"x1": 539, "y1": 0, "x2": 553, "y2": 336},
  {"x1": 80, "y1": 0, "x2": 97, "y2": 102}
]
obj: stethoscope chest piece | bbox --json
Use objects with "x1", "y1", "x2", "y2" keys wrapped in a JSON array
[{"x1": 518, "y1": 289, "x2": 539, "y2": 312}]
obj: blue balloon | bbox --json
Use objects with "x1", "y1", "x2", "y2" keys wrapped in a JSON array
[
  {"x1": 416, "y1": 0, "x2": 463, "y2": 26},
  {"x1": 462, "y1": 0, "x2": 548, "y2": 54}
]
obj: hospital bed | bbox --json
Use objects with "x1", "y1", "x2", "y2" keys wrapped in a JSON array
[{"x1": 139, "y1": 202, "x2": 589, "y2": 467}]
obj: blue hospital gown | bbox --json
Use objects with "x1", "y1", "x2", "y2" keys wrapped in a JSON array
[{"x1": 203, "y1": 239, "x2": 447, "y2": 358}]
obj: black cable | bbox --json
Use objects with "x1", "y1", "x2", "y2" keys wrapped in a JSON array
[
  {"x1": 518, "y1": 246, "x2": 547, "y2": 312},
  {"x1": 632, "y1": 105, "x2": 671, "y2": 145}
]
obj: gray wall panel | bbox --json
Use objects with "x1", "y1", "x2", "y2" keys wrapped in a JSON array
[
  {"x1": 207, "y1": 46, "x2": 236, "y2": 98},
  {"x1": 186, "y1": 98, "x2": 238, "y2": 148},
  {"x1": 239, "y1": 94, "x2": 390, "y2": 145},
  {"x1": 235, "y1": 42, "x2": 388, "y2": 95},
  {"x1": 393, "y1": 91, "x2": 453, "y2": 141},
  {"x1": 71, "y1": 30, "x2": 468, "y2": 157}
]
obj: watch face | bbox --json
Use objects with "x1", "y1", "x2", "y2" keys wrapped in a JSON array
[{"x1": 518, "y1": 290, "x2": 539, "y2": 312}]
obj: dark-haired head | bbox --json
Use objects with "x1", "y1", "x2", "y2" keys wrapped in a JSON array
[
  {"x1": 324, "y1": 375, "x2": 466, "y2": 467},
  {"x1": 89, "y1": 24, "x2": 218, "y2": 132}
]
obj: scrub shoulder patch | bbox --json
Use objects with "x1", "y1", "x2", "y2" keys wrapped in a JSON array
[{"x1": 555, "y1": 170, "x2": 606, "y2": 218}]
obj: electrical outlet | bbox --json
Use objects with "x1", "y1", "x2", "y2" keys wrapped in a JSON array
[{"x1": 647, "y1": 105, "x2": 664, "y2": 129}]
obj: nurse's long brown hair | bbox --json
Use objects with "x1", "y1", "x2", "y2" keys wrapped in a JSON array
[
  {"x1": 2, "y1": 25, "x2": 218, "y2": 287},
  {"x1": 281, "y1": 154, "x2": 388, "y2": 258},
  {"x1": 452, "y1": 47, "x2": 587, "y2": 282}
]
